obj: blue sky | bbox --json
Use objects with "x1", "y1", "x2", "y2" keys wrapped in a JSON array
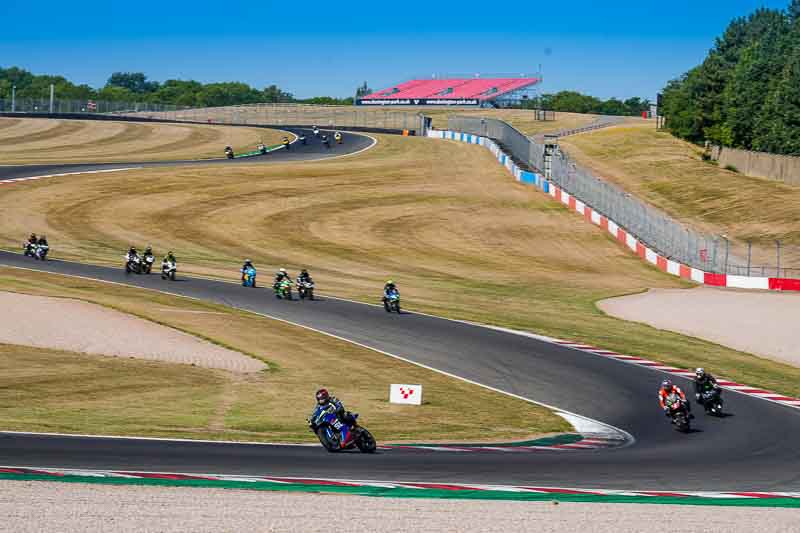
[{"x1": 0, "y1": 0, "x2": 789, "y2": 99}]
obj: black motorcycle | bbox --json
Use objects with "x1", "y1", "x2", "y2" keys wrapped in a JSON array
[
  {"x1": 698, "y1": 385, "x2": 724, "y2": 416},
  {"x1": 665, "y1": 394, "x2": 691, "y2": 433},
  {"x1": 224, "y1": 146, "x2": 234, "y2": 159}
]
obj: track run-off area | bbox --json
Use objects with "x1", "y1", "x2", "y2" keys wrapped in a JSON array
[{"x1": 1, "y1": 127, "x2": 799, "y2": 504}]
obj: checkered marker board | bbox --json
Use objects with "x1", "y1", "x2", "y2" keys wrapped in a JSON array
[{"x1": 390, "y1": 384, "x2": 422, "y2": 405}]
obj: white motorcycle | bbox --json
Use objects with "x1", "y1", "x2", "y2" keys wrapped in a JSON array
[
  {"x1": 161, "y1": 260, "x2": 177, "y2": 281},
  {"x1": 297, "y1": 277, "x2": 315, "y2": 300},
  {"x1": 142, "y1": 254, "x2": 155, "y2": 274},
  {"x1": 125, "y1": 254, "x2": 143, "y2": 274}
]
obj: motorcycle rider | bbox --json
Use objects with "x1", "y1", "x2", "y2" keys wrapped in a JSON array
[
  {"x1": 334, "y1": 131, "x2": 343, "y2": 144},
  {"x1": 282, "y1": 136, "x2": 290, "y2": 150},
  {"x1": 298, "y1": 268, "x2": 312, "y2": 284},
  {"x1": 26, "y1": 233, "x2": 38, "y2": 254},
  {"x1": 321, "y1": 134, "x2": 330, "y2": 147},
  {"x1": 274, "y1": 267, "x2": 291, "y2": 286},
  {"x1": 162, "y1": 250, "x2": 177, "y2": 270},
  {"x1": 384, "y1": 279, "x2": 398, "y2": 297},
  {"x1": 37, "y1": 235, "x2": 48, "y2": 247},
  {"x1": 143, "y1": 245, "x2": 154, "y2": 262},
  {"x1": 241, "y1": 259, "x2": 255, "y2": 280},
  {"x1": 659, "y1": 379, "x2": 693, "y2": 419},
  {"x1": 312, "y1": 126, "x2": 320, "y2": 137},
  {"x1": 694, "y1": 368, "x2": 719, "y2": 405},
  {"x1": 126, "y1": 247, "x2": 139, "y2": 262},
  {"x1": 299, "y1": 133, "x2": 307, "y2": 145},
  {"x1": 311, "y1": 388, "x2": 356, "y2": 427}
]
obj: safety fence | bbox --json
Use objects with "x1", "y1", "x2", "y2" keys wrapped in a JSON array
[
  {"x1": 446, "y1": 115, "x2": 799, "y2": 277},
  {"x1": 428, "y1": 128, "x2": 800, "y2": 290},
  {"x1": 0, "y1": 99, "x2": 425, "y2": 133}
]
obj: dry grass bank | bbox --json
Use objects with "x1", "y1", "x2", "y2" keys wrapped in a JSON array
[{"x1": 0, "y1": 117, "x2": 287, "y2": 164}]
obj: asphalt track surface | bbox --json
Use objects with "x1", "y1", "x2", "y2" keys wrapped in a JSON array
[
  {"x1": 1, "y1": 129, "x2": 799, "y2": 491},
  {"x1": 0, "y1": 127, "x2": 374, "y2": 180}
]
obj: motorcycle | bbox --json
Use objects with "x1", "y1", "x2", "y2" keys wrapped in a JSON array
[
  {"x1": 282, "y1": 137, "x2": 291, "y2": 150},
  {"x1": 142, "y1": 254, "x2": 155, "y2": 274},
  {"x1": 665, "y1": 393, "x2": 691, "y2": 433},
  {"x1": 698, "y1": 385, "x2": 724, "y2": 416},
  {"x1": 334, "y1": 132, "x2": 343, "y2": 144},
  {"x1": 313, "y1": 127, "x2": 320, "y2": 137},
  {"x1": 274, "y1": 277, "x2": 293, "y2": 300},
  {"x1": 297, "y1": 277, "x2": 315, "y2": 300},
  {"x1": 321, "y1": 136, "x2": 331, "y2": 149},
  {"x1": 161, "y1": 260, "x2": 177, "y2": 281},
  {"x1": 258, "y1": 143, "x2": 268, "y2": 155},
  {"x1": 23, "y1": 241, "x2": 36, "y2": 258},
  {"x1": 383, "y1": 290, "x2": 401, "y2": 313},
  {"x1": 299, "y1": 135, "x2": 307, "y2": 145},
  {"x1": 125, "y1": 254, "x2": 143, "y2": 274},
  {"x1": 309, "y1": 406, "x2": 376, "y2": 453},
  {"x1": 34, "y1": 243, "x2": 49, "y2": 260},
  {"x1": 224, "y1": 146, "x2": 235, "y2": 159},
  {"x1": 242, "y1": 265, "x2": 257, "y2": 287}
]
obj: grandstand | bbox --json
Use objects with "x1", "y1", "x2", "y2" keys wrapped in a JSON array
[{"x1": 357, "y1": 75, "x2": 541, "y2": 107}]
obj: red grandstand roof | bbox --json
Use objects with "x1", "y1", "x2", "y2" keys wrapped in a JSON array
[{"x1": 362, "y1": 77, "x2": 540, "y2": 102}]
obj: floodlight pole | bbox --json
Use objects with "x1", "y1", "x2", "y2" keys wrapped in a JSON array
[
  {"x1": 49, "y1": 84, "x2": 54, "y2": 113},
  {"x1": 11, "y1": 85, "x2": 16, "y2": 112}
]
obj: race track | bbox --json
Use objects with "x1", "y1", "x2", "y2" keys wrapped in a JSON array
[{"x1": 1, "y1": 128, "x2": 799, "y2": 491}]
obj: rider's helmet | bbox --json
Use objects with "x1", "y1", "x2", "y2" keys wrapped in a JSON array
[
  {"x1": 168, "y1": 251, "x2": 174, "y2": 258},
  {"x1": 661, "y1": 379, "x2": 673, "y2": 392},
  {"x1": 30, "y1": 233, "x2": 37, "y2": 240},
  {"x1": 244, "y1": 259, "x2": 252, "y2": 266},
  {"x1": 145, "y1": 246, "x2": 152, "y2": 254},
  {"x1": 316, "y1": 388, "x2": 330, "y2": 405},
  {"x1": 39, "y1": 235, "x2": 46, "y2": 241},
  {"x1": 280, "y1": 268, "x2": 287, "y2": 274},
  {"x1": 301, "y1": 269, "x2": 308, "y2": 276},
  {"x1": 129, "y1": 247, "x2": 137, "y2": 254},
  {"x1": 386, "y1": 280, "x2": 394, "y2": 285},
  {"x1": 695, "y1": 368, "x2": 705, "y2": 380}
]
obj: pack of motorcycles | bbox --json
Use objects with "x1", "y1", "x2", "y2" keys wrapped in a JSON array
[{"x1": 20, "y1": 237, "x2": 721, "y2": 448}]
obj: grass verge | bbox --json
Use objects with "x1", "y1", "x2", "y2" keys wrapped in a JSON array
[{"x1": 0, "y1": 267, "x2": 569, "y2": 442}]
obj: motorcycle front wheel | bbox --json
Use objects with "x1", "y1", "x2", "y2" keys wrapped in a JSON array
[{"x1": 316, "y1": 429, "x2": 339, "y2": 453}]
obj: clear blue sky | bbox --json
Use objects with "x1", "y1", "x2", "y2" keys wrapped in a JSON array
[{"x1": 0, "y1": 0, "x2": 789, "y2": 100}]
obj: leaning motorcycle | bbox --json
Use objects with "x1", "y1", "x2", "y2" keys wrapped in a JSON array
[
  {"x1": 297, "y1": 277, "x2": 315, "y2": 300},
  {"x1": 383, "y1": 290, "x2": 401, "y2": 313},
  {"x1": 242, "y1": 266, "x2": 257, "y2": 287},
  {"x1": 274, "y1": 278, "x2": 293, "y2": 300},
  {"x1": 309, "y1": 407, "x2": 376, "y2": 454},
  {"x1": 665, "y1": 393, "x2": 691, "y2": 433},
  {"x1": 699, "y1": 385, "x2": 724, "y2": 416},
  {"x1": 224, "y1": 146, "x2": 235, "y2": 159}
]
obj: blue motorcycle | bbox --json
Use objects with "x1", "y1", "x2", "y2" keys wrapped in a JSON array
[
  {"x1": 308, "y1": 406, "x2": 376, "y2": 453},
  {"x1": 242, "y1": 265, "x2": 257, "y2": 287},
  {"x1": 383, "y1": 289, "x2": 400, "y2": 313}
]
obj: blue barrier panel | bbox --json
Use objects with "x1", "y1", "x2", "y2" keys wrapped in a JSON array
[
  {"x1": 542, "y1": 180, "x2": 550, "y2": 193},
  {"x1": 520, "y1": 171, "x2": 535, "y2": 185}
]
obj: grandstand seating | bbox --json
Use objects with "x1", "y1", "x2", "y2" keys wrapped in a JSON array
[{"x1": 362, "y1": 77, "x2": 540, "y2": 102}]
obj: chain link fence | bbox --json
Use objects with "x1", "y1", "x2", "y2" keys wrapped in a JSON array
[
  {"x1": 137, "y1": 103, "x2": 424, "y2": 132},
  {"x1": 448, "y1": 115, "x2": 799, "y2": 276},
  {"x1": 0, "y1": 99, "x2": 426, "y2": 133}
]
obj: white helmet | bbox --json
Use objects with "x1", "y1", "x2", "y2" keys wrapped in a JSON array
[
  {"x1": 695, "y1": 367, "x2": 705, "y2": 378},
  {"x1": 280, "y1": 268, "x2": 286, "y2": 273}
]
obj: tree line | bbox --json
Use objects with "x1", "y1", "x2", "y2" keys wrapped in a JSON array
[
  {"x1": 661, "y1": 0, "x2": 800, "y2": 155},
  {"x1": 520, "y1": 91, "x2": 651, "y2": 116},
  {"x1": 0, "y1": 67, "x2": 355, "y2": 107}
]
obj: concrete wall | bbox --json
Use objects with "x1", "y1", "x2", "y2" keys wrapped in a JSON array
[{"x1": 711, "y1": 145, "x2": 800, "y2": 185}]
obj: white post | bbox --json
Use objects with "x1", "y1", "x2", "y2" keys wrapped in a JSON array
[
  {"x1": 11, "y1": 85, "x2": 16, "y2": 112},
  {"x1": 49, "y1": 84, "x2": 54, "y2": 113}
]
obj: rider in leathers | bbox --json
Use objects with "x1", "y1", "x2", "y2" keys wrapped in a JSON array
[{"x1": 694, "y1": 368, "x2": 719, "y2": 405}]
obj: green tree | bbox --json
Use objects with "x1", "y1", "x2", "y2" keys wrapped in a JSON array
[{"x1": 107, "y1": 72, "x2": 159, "y2": 93}]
